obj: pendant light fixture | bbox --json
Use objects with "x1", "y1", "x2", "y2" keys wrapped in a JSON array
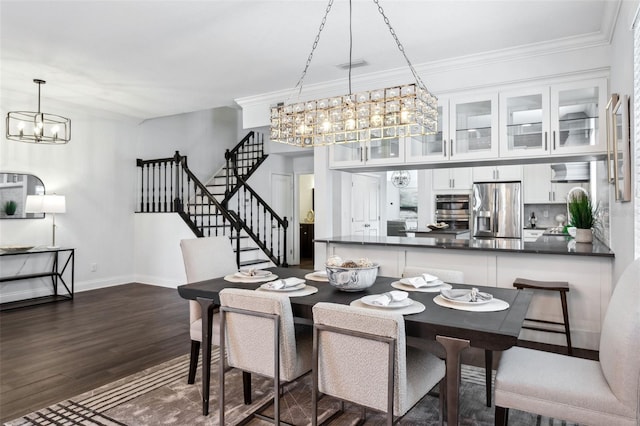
[
  {"x1": 6, "y1": 79, "x2": 71, "y2": 144},
  {"x1": 391, "y1": 170, "x2": 411, "y2": 188},
  {"x1": 270, "y1": 0, "x2": 438, "y2": 148}
]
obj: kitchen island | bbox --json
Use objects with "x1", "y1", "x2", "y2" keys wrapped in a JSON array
[{"x1": 314, "y1": 234, "x2": 614, "y2": 351}]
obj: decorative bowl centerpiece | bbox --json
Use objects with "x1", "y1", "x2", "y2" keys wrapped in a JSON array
[{"x1": 325, "y1": 256, "x2": 379, "y2": 292}]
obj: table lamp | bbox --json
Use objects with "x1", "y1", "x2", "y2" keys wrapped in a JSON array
[{"x1": 25, "y1": 194, "x2": 66, "y2": 248}]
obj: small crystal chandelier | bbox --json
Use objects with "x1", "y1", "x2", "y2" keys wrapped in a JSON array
[
  {"x1": 6, "y1": 79, "x2": 71, "y2": 144},
  {"x1": 391, "y1": 170, "x2": 411, "y2": 188},
  {"x1": 270, "y1": 0, "x2": 437, "y2": 148}
]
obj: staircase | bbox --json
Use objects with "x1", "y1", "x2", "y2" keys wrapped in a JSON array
[{"x1": 136, "y1": 132, "x2": 289, "y2": 268}]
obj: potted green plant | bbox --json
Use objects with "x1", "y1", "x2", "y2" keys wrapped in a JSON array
[
  {"x1": 4, "y1": 200, "x2": 17, "y2": 216},
  {"x1": 567, "y1": 191, "x2": 599, "y2": 243}
]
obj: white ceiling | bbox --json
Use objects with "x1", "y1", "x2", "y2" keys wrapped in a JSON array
[{"x1": 0, "y1": 0, "x2": 621, "y2": 121}]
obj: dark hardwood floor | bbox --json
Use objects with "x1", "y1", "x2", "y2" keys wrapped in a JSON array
[{"x1": 0, "y1": 283, "x2": 190, "y2": 423}]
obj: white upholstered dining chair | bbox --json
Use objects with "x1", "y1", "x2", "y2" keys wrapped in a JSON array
[
  {"x1": 219, "y1": 288, "x2": 313, "y2": 425},
  {"x1": 312, "y1": 302, "x2": 446, "y2": 425},
  {"x1": 494, "y1": 258, "x2": 640, "y2": 426},
  {"x1": 179, "y1": 236, "x2": 238, "y2": 384}
]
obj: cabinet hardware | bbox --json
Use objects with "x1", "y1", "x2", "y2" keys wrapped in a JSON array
[
  {"x1": 359, "y1": 146, "x2": 363, "y2": 162},
  {"x1": 443, "y1": 140, "x2": 447, "y2": 157},
  {"x1": 450, "y1": 140, "x2": 453, "y2": 157},
  {"x1": 553, "y1": 131, "x2": 556, "y2": 150},
  {"x1": 544, "y1": 132, "x2": 548, "y2": 151},
  {"x1": 549, "y1": 191, "x2": 552, "y2": 201},
  {"x1": 452, "y1": 178, "x2": 455, "y2": 188}
]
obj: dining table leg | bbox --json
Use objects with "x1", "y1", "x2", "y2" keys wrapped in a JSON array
[
  {"x1": 436, "y1": 335, "x2": 470, "y2": 426},
  {"x1": 197, "y1": 297, "x2": 215, "y2": 416}
]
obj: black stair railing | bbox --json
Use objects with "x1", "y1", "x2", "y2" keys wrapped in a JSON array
[
  {"x1": 136, "y1": 151, "x2": 243, "y2": 266},
  {"x1": 227, "y1": 154, "x2": 289, "y2": 267},
  {"x1": 224, "y1": 131, "x2": 267, "y2": 202}
]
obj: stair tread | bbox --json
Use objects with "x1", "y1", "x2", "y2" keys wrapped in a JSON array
[{"x1": 239, "y1": 259, "x2": 271, "y2": 267}]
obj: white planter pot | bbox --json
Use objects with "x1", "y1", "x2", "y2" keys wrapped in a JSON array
[{"x1": 575, "y1": 228, "x2": 593, "y2": 243}]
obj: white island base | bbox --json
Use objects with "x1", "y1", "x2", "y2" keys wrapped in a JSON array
[{"x1": 320, "y1": 241, "x2": 613, "y2": 351}]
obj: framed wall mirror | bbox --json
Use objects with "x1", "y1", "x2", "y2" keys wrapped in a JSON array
[
  {"x1": 612, "y1": 95, "x2": 631, "y2": 202},
  {"x1": 605, "y1": 93, "x2": 619, "y2": 183},
  {"x1": 0, "y1": 173, "x2": 46, "y2": 218}
]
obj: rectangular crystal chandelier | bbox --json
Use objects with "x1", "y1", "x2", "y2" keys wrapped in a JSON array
[
  {"x1": 270, "y1": 83, "x2": 437, "y2": 147},
  {"x1": 269, "y1": 0, "x2": 438, "y2": 148}
]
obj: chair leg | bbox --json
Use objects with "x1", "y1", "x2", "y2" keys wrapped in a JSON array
[
  {"x1": 485, "y1": 349, "x2": 493, "y2": 407},
  {"x1": 187, "y1": 340, "x2": 200, "y2": 384},
  {"x1": 560, "y1": 292, "x2": 573, "y2": 356},
  {"x1": 243, "y1": 371, "x2": 252, "y2": 404},
  {"x1": 495, "y1": 406, "x2": 509, "y2": 426}
]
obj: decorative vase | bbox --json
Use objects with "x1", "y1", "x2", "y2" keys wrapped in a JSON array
[{"x1": 574, "y1": 228, "x2": 593, "y2": 244}]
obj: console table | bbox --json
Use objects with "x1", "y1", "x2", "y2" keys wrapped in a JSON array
[{"x1": 0, "y1": 247, "x2": 74, "y2": 311}]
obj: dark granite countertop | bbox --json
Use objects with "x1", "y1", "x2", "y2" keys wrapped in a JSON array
[
  {"x1": 315, "y1": 234, "x2": 614, "y2": 257},
  {"x1": 409, "y1": 228, "x2": 471, "y2": 235}
]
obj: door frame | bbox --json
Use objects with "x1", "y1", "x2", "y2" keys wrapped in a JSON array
[{"x1": 271, "y1": 172, "x2": 294, "y2": 266}]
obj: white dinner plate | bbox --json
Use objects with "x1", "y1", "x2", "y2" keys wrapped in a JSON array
[
  {"x1": 399, "y1": 277, "x2": 445, "y2": 288},
  {"x1": 440, "y1": 289, "x2": 494, "y2": 305},
  {"x1": 259, "y1": 282, "x2": 306, "y2": 292},
  {"x1": 360, "y1": 294, "x2": 414, "y2": 309},
  {"x1": 304, "y1": 272, "x2": 329, "y2": 282}
]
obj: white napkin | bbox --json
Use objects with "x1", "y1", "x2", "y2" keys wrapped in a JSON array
[
  {"x1": 268, "y1": 277, "x2": 305, "y2": 289},
  {"x1": 403, "y1": 273, "x2": 439, "y2": 288},
  {"x1": 371, "y1": 290, "x2": 409, "y2": 306},
  {"x1": 236, "y1": 268, "x2": 270, "y2": 278},
  {"x1": 441, "y1": 287, "x2": 492, "y2": 303}
]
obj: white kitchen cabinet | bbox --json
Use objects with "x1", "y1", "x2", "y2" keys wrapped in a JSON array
[
  {"x1": 406, "y1": 93, "x2": 499, "y2": 164},
  {"x1": 450, "y1": 93, "x2": 500, "y2": 160},
  {"x1": 432, "y1": 167, "x2": 472, "y2": 191},
  {"x1": 329, "y1": 137, "x2": 405, "y2": 168},
  {"x1": 405, "y1": 100, "x2": 450, "y2": 163},
  {"x1": 550, "y1": 79, "x2": 607, "y2": 155},
  {"x1": 499, "y1": 87, "x2": 550, "y2": 158},
  {"x1": 473, "y1": 165, "x2": 522, "y2": 182},
  {"x1": 522, "y1": 164, "x2": 589, "y2": 204},
  {"x1": 499, "y1": 78, "x2": 607, "y2": 158}
]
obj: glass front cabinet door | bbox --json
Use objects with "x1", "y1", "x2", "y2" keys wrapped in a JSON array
[
  {"x1": 550, "y1": 78, "x2": 607, "y2": 155},
  {"x1": 329, "y1": 138, "x2": 404, "y2": 168},
  {"x1": 405, "y1": 100, "x2": 450, "y2": 164},
  {"x1": 450, "y1": 93, "x2": 499, "y2": 160},
  {"x1": 499, "y1": 88, "x2": 550, "y2": 158}
]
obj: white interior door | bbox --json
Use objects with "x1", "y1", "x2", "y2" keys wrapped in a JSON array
[
  {"x1": 271, "y1": 173, "x2": 293, "y2": 264},
  {"x1": 351, "y1": 174, "x2": 380, "y2": 237}
]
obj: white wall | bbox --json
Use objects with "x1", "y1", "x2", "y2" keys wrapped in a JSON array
[
  {"x1": 608, "y1": 0, "x2": 637, "y2": 283},
  {"x1": 0, "y1": 95, "x2": 140, "y2": 296}
]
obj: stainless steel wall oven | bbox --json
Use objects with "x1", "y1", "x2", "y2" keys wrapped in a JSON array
[{"x1": 435, "y1": 194, "x2": 470, "y2": 230}]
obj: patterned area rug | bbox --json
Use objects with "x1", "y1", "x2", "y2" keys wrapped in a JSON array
[{"x1": 5, "y1": 349, "x2": 577, "y2": 425}]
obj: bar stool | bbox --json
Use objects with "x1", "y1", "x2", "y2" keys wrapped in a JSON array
[{"x1": 513, "y1": 278, "x2": 572, "y2": 355}]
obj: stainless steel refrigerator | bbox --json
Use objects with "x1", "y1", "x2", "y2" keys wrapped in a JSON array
[{"x1": 471, "y1": 181, "x2": 522, "y2": 239}]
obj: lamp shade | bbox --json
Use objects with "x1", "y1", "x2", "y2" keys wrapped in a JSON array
[
  {"x1": 24, "y1": 195, "x2": 44, "y2": 213},
  {"x1": 25, "y1": 194, "x2": 65, "y2": 214},
  {"x1": 41, "y1": 194, "x2": 66, "y2": 213}
]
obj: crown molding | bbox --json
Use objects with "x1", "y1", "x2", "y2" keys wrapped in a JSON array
[{"x1": 236, "y1": 1, "x2": 620, "y2": 110}]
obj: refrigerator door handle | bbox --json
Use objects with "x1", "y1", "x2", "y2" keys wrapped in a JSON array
[{"x1": 493, "y1": 187, "x2": 499, "y2": 234}]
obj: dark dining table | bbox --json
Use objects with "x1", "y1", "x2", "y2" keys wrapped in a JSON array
[{"x1": 177, "y1": 267, "x2": 533, "y2": 425}]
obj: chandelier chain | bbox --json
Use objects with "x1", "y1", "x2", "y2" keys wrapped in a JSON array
[
  {"x1": 372, "y1": 0, "x2": 428, "y2": 91},
  {"x1": 294, "y1": 0, "x2": 335, "y2": 96}
]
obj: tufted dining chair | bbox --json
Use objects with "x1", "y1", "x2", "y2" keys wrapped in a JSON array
[
  {"x1": 179, "y1": 236, "x2": 238, "y2": 384},
  {"x1": 312, "y1": 302, "x2": 446, "y2": 425},
  {"x1": 219, "y1": 288, "x2": 313, "y2": 425},
  {"x1": 494, "y1": 258, "x2": 640, "y2": 426}
]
